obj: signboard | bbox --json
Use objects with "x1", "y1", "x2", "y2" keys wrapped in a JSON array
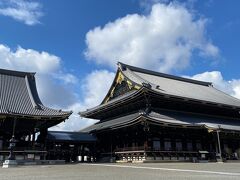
[{"x1": 27, "y1": 154, "x2": 34, "y2": 159}]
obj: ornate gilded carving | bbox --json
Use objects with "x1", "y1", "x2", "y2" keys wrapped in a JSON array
[{"x1": 104, "y1": 71, "x2": 140, "y2": 103}]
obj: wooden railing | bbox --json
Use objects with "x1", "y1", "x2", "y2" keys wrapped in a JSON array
[
  {"x1": 0, "y1": 147, "x2": 46, "y2": 154},
  {"x1": 0, "y1": 147, "x2": 43, "y2": 151},
  {"x1": 115, "y1": 146, "x2": 145, "y2": 152},
  {"x1": 114, "y1": 146, "x2": 199, "y2": 153}
]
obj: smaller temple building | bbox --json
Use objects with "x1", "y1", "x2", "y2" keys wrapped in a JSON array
[
  {"x1": 80, "y1": 62, "x2": 240, "y2": 162},
  {"x1": 41, "y1": 131, "x2": 96, "y2": 162},
  {"x1": 0, "y1": 68, "x2": 72, "y2": 163}
]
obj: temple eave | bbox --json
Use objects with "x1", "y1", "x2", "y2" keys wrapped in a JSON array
[
  {"x1": 81, "y1": 110, "x2": 240, "y2": 133},
  {"x1": 80, "y1": 87, "x2": 240, "y2": 120}
]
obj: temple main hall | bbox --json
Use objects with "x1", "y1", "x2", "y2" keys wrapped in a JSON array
[{"x1": 80, "y1": 62, "x2": 240, "y2": 162}]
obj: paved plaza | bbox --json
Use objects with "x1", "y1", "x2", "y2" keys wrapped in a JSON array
[{"x1": 1, "y1": 163, "x2": 240, "y2": 180}]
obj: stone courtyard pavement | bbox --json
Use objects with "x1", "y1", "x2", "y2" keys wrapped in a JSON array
[{"x1": 1, "y1": 163, "x2": 240, "y2": 180}]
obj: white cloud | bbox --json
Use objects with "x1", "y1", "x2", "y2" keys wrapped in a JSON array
[
  {"x1": 0, "y1": 44, "x2": 78, "y2": 107},
  {"x1": 85, "y1": 3, "x2": 219, "y2": 73},
  {"x1": 53, "y1": 73, "x2": 78, "y2": 84},
  {"x1": 50, "y1": 103, "x2": 97, "y2": 132},
  {"x1": 52, "y1": 70, "x2": 115, "y2": 131},
  {"x1": 187, "y1": 71, "x2": 240, "y2": 100},
  {"x1": 0, "y1": 0, "x2": 43, "y2": 25},
  {"x1": 0, "y1": 44, "x2": 83, "y2": 128},
  {"x1": 36, "y1": 75, "x2": 77, "y2": 108},
  {"x1": 0, "y1": 43, "x2": 115, "y2": 131},
  {"x1": 81, "y1": 70, "x2": 115, "y2": 108},
  {"x1": 0, "y1": 45, "x2": 60, "y2": 74}
]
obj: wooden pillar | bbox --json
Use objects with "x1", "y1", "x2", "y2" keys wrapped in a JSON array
[
  {"x1": 81, "y1": 145, "x2": 84, "y2": 162},
  {"x1": 144, "y1": 138, "x2": 148, "y2": 150},
  {"x1": 143, "y1": 121, "x2": 149, "y2": 151},
  {"x1": 12, "y1": 118, "x2": 17, "y2": 137},
  {"x1": 32, "y1": 132, "x2": 36, "y2": 148},
  {"x1": 216, "y1": 129, "x2": 222, "y2": 161}
]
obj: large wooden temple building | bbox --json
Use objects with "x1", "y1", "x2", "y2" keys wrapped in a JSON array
[
  {"x1": 80, "y1": 62, "x2": 240, "y2": 162},
  {"x1": 0, "y1": 68, "x2": 72, "y2": 162}
]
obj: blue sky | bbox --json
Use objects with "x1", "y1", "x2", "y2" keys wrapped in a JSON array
[{"x1": 0, "y1": 0, "x2": 240, "y2": 130}]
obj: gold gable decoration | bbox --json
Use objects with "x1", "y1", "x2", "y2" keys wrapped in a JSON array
[
  {"x1": 104, "y1": 71, "x2": 140, "y2": 103},
  {"x1": 116, "y1": 71, "x2": 125, "y2": 84},
  {"x1": 208, "y1": 129, "x2": 215, "y2": 133}
]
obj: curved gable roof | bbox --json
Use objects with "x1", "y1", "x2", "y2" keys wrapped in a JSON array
[
  {"x1": 0, "y1": 68, "x2": 72, "y2": 117},
  {"x1": 119, "y1": 62, "x2": 240, "y2": 108},
  {"x1": 80, "y1": 62, "x2": 240, "y2": 118}
]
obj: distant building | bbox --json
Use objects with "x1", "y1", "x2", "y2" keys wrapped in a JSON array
[
  {"x1": 80, "y1": 62, "x2": 240, "y2": 162},
  {"x1": 44, "y1": 131, "x2": 96, "y2": 162},
  {"x1": 0, "y1": 68, "x2": 72, "y2": 162}
]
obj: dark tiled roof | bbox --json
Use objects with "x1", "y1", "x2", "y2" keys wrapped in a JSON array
[
  {"x1": 119, "y1": 62, "x2": 240, "y2": 108},
  {"x1": 81, "y1": 110, "x2": 240, "y2": 133},
  {"x1": 147, "y1": 110, "x2": 240, "y2": 131},
  {"x1": 79, "y1": 90, "x2": 139, "y2": 117},
  {"x1": 0, "y1": 68, "x2": 72, "y2": 117},
  {"x1": 80, "y1": 112, "x2": 141, "y2": 132},
  {"x1": 47, "y1": 131, "x2": 96, "y2": 142},
  {"x1": 80, "y1": 62, "x2": 240, "y2": 118}
]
